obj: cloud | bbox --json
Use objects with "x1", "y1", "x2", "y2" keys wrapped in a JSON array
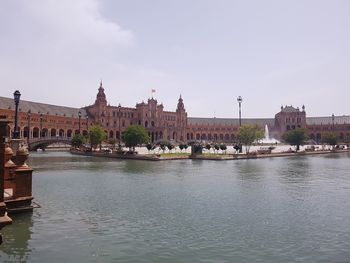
[
  {"x1": 0, "y1": 0, "x2": 134, "y2": 105},
  {"x1": 1, "y1": 0, "x2": 134, "y2": 49}
]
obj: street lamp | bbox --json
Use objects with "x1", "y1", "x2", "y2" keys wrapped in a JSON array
[
  {"x1": 78, "y1": 111, "x2": 82, "y2": 134},
  {"x1": 27, "y1": 110, "x2": 31, "y2": 144},
  {"x1": 237, "y1": 96, "x2": 243, "y2": 153},
  {"x1": 237, "y1": 96, "x2": 243, "y2": 127},
  {"x1": 40, "y1": 113, "x2": 43, "y2": 138},
  {"x1": 118, "y1": 104, "x2": 121, "y2": 148},
  {"x1": 86, "y1": 115, "x2": 89, "y2": 130},
  {"x1": 332, "y1": 113, "x2": 335, "y2": 131},
  {"x1": 13, "y1": 90, "x2": 21, "y2": 139}
]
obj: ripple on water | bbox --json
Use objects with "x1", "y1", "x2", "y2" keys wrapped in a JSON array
[{"x1": 2, "y1": 152, "x2": 350, "y2": 262}]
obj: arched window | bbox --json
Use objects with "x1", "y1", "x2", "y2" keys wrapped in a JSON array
[{"x1": 41, "y1": 128, "x2": 48, "y2": 137}]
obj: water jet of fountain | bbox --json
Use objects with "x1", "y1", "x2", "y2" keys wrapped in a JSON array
[
  {"x1": 264, "y1": 124, "x2": 270, "y2": 141},
  {"x1": 261, "y1": 124, "x2": 280, "y2": 144}
]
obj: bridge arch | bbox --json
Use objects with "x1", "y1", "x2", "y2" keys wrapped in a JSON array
[{"x1": 28, "y1": 137, "x2": 72, "y2": 151}]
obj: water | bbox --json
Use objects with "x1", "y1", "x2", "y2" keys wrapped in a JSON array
[
  {"x1": 261, "y1": 124, "x2": 279, "y2": 144},
  {"x1": 1, "y1": 152, "x2": 350, "y2": 262}
]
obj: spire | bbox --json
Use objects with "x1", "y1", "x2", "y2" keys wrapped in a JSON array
[
  {"x1": 177, "y1": 94, "x2": 185, "y2": 111},
  {"x1": 99, "y1": 80, "x2": 104, "y2": 91},
  {"x1": 95, "y1": 81, "x2": 107, "y2": 105}
]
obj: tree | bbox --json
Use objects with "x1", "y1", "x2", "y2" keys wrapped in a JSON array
[
  {"x1": 233, "y1": 144, "x2": 241, "y2": 153},
  {"x1": 237, "y1": 124, "x2": 264, "y2": 154},
  {"x1": 321, "y1": 132, "x2": 338, "y2": 148},
  {"x1": 183, "y1": 144, "x2": 188, "y2": 152},
  {"x1": 282, "y1": 128, "x2": 309, "y2": 151},
  {"x1": 167, "y1": 143, "x2": 174, "y2": 153},
  {"x1": 179, "y1": 143, "x2": 185, "y2": 152},
  {"x1": 71, "y1": 134, "x2": 85, "y2": 148},
  {"x1": 146, "y1": 143, "x2": 153, "y2": 153},
  {"x1": 220, "y1": 144, "x2": 227, "y2": 154},
  {"x1": 205, "y1": 143, "x2": 211, "y2": 153},
  {"x1": 159, "y1": 141, "x2": 168, "y2": 153},
  {"x1": 121, "y1": 125, "x2": 150, "y2": 153},
  {"x1": 214, "y1": 144, "x2": 220, "y2": 153},
  {"x1": 88, "y1": 125, "x2": 107, "y2": 150},
  {"x1": 108, "y1": 138, "x2": 117, "y2": 150}
]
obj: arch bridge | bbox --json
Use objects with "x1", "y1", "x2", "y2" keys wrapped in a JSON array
[{"x1": 28, "y1": 137, "x2": 72, "y2": 151}]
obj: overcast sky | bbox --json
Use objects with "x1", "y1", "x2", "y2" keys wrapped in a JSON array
[{"x1": 1, "y1": 0, "x2": 349, "y2": 118}]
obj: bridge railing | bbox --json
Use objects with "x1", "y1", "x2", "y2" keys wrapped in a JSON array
[{"x1": 29, "y1": 136, "x2": 72, "y2": 143}]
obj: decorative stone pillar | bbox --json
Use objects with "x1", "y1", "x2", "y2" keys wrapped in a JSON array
[
  {"x1": 0, "y1": 119, "x2": 13, "y2": 244},
  {"x1": 5, "y1": 143, "x2": 34, "y2": 213}
]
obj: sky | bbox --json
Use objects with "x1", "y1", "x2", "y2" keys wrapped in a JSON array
[{"x1": 1, "y1": 0, "x2": 349, "y2": 118}]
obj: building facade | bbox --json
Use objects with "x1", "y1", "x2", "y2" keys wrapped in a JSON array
[{"x1": 1, "y1": 82, "x2": 350, "y2": 144}]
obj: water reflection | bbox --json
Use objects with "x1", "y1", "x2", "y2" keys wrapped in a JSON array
[
  {"x1": 0, "y1": 213, "x2": 33, "y2": 262},
  {"x1": 278, "y1": 157, "x2": 311, "y2": 181},
  {"x1": 234, "y1": 159, "x2": 268, "y2": 181}
]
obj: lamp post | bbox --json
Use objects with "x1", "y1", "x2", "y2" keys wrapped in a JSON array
[
  {"x1": 332, "y1": 113, "x2": 335, "y2": 131},
  {"x1": 40, "y1": 113, "x2": 43, "y2": 138},
  {"x1": 13, "y1": 90, "x2": 21, "y2": 139},
  {"x1": 118, "y1": 104, "x2": 121, "y2": 148},
  {"x1": 237, "y1": 96, "x2": 242, "y2": 127},
  {"x1": 27, "y1": 110, "x2": 31, "y2": 144},
  {"x1": 78, "y1": 111, "x2": 82, "y2": 134},
  {"x1": 237, "y1": 96, "x2": 243, "y2": 153},
  {"x1": 86, "y1": 115, "x2": 89, "y2": 130}
]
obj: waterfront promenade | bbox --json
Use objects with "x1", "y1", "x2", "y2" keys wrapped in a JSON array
[{"x1": 70, "y1": 144, "x2": 350, "y2": 161}]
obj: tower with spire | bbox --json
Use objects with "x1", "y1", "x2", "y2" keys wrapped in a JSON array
[
  {"x1": 95, "y1": 81, "x2": 107, "y2": 105},
  {"x1": 176, "y1": 94, "x2": 187, "y2": 141},
  {"x1": 94, "y1": 81, "x2": 107, "y2": 123}
]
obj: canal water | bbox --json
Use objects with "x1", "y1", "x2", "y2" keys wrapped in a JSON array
[{"x1": 1, "y1": 152, "x2": 350, "y2": 262}]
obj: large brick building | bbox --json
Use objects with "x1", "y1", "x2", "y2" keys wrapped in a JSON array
[{"x1": 1, "y1": 82, "x2": 350, "y2": 144}]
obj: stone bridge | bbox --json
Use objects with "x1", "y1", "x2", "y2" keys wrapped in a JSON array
[{"x1": 28, "y1": 137, "x2": 72, "y2": 151}]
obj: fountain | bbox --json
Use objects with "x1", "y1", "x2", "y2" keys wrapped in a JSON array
[{"x1": 261, "y1": 124, "x2": 280, "y2": 144}]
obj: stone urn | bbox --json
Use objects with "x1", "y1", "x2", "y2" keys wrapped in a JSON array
[
  {"x1": 4, "y1": 144, "x2": 15, "y2": 167},
  {"x1": 13, "y1": 146, "x2": 29, "y2": 167}
]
